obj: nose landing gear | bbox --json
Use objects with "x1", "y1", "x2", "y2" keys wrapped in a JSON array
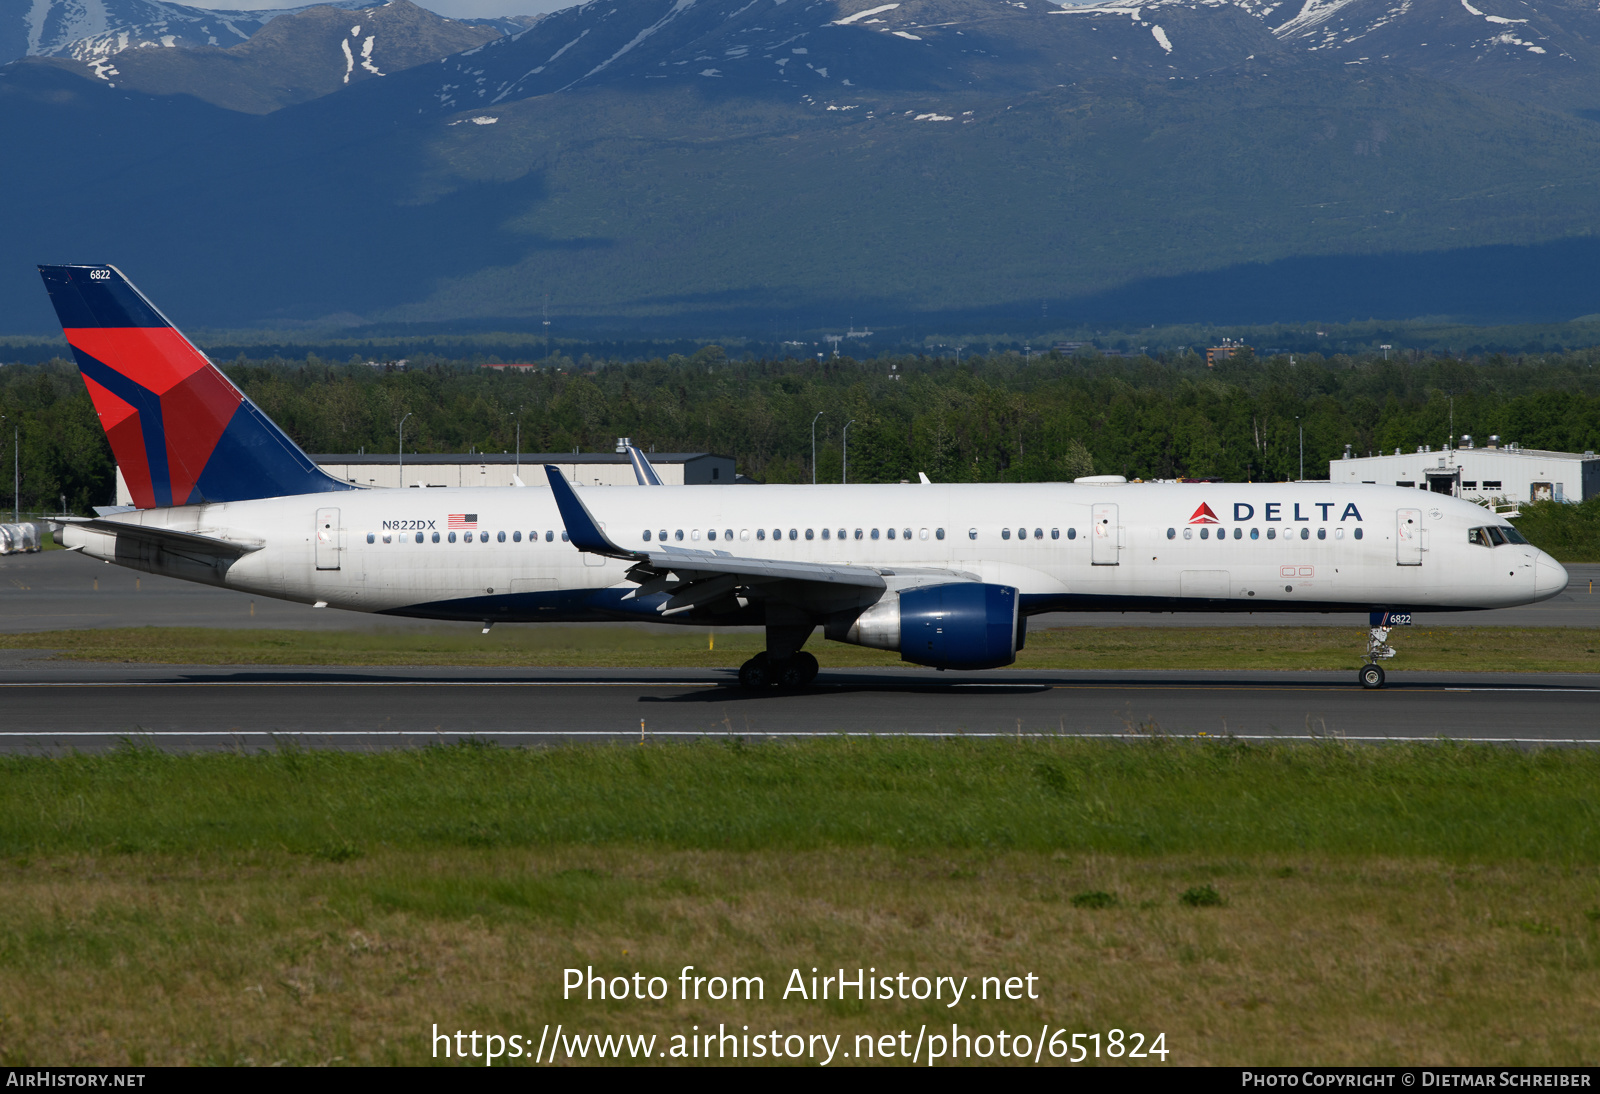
[{"x1": 1359, "y1": 612, "x2": 1404, "y2": 689}]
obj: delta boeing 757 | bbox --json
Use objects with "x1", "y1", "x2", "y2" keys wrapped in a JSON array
[{"x1": 36, "y1": 265, "x2": 1570, "y2": 689}]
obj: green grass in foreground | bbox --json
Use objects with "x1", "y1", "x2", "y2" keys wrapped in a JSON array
[
  {"x1": 5, "y1": 624, "x2": 1600, "y2": 672},
  {"x1": 5, "y1": 738, "x2": 1599, "y2": 861},
  {"x1": 5, "y1": 742, "x2": 1600, "y2": 1066}
]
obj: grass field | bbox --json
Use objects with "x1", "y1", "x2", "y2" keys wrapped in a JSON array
[
  {"x1": 4, "y1": 624, "x2": 1599, "y2": 673},
  {"x1": 4, "y1": 740, "x2": 1600, "y2": 1066}
]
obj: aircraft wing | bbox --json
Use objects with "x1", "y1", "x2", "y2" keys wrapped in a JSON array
[
  {"x1": 52, "y1": 516, "x2": 264, "y2": 557},
  {"x1": 543, "y1": 465, "x2": 891, "y2": 610}
]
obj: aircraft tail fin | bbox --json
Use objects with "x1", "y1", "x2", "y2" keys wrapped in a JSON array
[{"x1": 37, "y1": 264, "x2": 354, "y2": 508}]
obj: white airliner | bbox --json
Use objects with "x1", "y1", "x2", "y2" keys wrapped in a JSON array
[{"x1": 37, "y1": 265, "x2": 1569, "y2": 690}]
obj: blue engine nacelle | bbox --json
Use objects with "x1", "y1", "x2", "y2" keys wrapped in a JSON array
[{"x1": 830, "y1": 582, "x2": 1020, "y2": 669}]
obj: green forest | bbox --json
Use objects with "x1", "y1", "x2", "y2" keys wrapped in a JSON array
[{"x1": 6, "y1": 346, "x2": 1600, "y2": 518}]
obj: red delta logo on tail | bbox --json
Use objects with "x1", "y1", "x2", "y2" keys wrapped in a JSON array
[
  {"x1": 37, "y1": 264, "x2": 353, "y2": 509},
  {"x1": 1188, "y1": 502, "x2": 1220, "y2": 525}
]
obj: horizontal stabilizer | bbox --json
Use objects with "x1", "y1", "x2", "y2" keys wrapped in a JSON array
[{"x1": 54, "y1": 515, "x2": 263, "y2": 557}]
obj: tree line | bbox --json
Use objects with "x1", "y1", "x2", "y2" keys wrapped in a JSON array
[{"x1": 6, "y1": 345, "x2": 1600, "y2": 514}]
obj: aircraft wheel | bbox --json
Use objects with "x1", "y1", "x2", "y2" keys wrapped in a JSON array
[
  {"x1": 738, "y1": 654, "x2": 772, "y2": 689},
  {"x1": 793, "y1": 651, "x2": 819, "y2": 686},
  {"x1": 1358, "y1": 663, "x2": 1386, "y2": 690},
  {"x1": 775, "y1": 655, "x2": 814, "y2": 689}
]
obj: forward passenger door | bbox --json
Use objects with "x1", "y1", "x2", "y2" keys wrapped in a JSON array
[
  {"x1": 1396, "y1": 508, "x2": 1423, "y2": 566},
  {"x1": 1091, "y1": 503, "x2": 1119, "y2": 565}
]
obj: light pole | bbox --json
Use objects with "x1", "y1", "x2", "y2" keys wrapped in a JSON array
[
  {"x1": 811, "y1": 411, "x2": 823, "y2": 485},
  {"x1": 1, "y1": 415, "x2": 14, "y2": 522},
  {"x1": 1296, "y1": 416, "x2": 1303, "y2": 482},
  {"x1": 515, "y1": 405, "x2": 524, "y2": 475},
  {"x1": 842, "y1": 419, "x2": 857, "y2": 484},
  {"x1": 398, "y1": 411, "x2": 413, "y2": 487}
]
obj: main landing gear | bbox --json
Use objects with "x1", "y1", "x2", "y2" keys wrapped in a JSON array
[
  {"x1": 738, "y1": 651, "x2": 820, "y2": 689},
  {"x1": 1359, "y1": 617, "x2": 1399, "y2": 689}
]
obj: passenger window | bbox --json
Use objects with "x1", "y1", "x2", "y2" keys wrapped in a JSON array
[
  {"x1": 480, "y1": 532, "x2": 489, "y2": 544},
  {"x1": 658, "y1": 529, "x2": 667, "y2": 542},
  {"x1": 448, "y1": 532, "x2": 457, "y2": 543},
  {"x1": 432, "y1": 532, "x2": 440, "y2": 543},
  {"x1": 1299, "y1": 528, "x2": 1310, "y2": 540},
  {"x1": 757, "y1": 528, "x2": 766, "y2": 541},
  {"x1": 1316, "y1": 528, "x2": 1326, "y2": 540},
  {"x1": 497, "y1": 531, "x2": 506, "y2": 543},
  {"x1": 691, "y1": 530, "x2": 701, "y2": 541},
  {"x1": 707, "y1": 530, "x2": 716, "y2": 541},
  {"x1": 1334, "y1": 528, "x2": 1344, "y2": 540},
  {"x1": 789, "y1": 529, "x2": 798, "y2": 540},
  {"x1": 1067, "y1": 528, "x2": 1076, "y2": 540},
  {"x1": 675, "y1": 530, "x2": 684, "y2": 541},
  {"x1": 1267, "y1": 528, "x2": 1276, "y2": 540},
  {"x1": 725, "y1": 530, "x2": 733, "y2": 541},
  {"x1": 904, "y1": 529, "x2": 912, "y2": 540},
  {"x1": 838, "y1": 529, "x2": 846, "y2": 540},
  {"x1": 1250, "y1": 528, "x2": 1259, "y2": 540},
  {"x1": 367, "y1": 533, "x2": 375, "y2": 544},
  {"x1": 413, "y1": 532, "x2": 422, "y2": 543},
  {"x1": 936, "y1": 528, "x2": 945, "y2": 540},
  {"x1": 1166, "y1": 527, "x2": 1176, "y2": 539},
  {"x1": 382, "y1": 533, "x2": 391, "y2": 543},
  {"x1": 968, "y1": 528, "x2": 977, "y2": 540},
  {"x1": 805, "y1": 529, "x2": 814, "y2": 540},
  {"x1": 919, "y1": 528, "x2": 928, "y2": 540},
  {"x1": 888, "y1": 528, "x2": 897, "y2": 540},
  {"x1": 1183, "y1": 527, "x2": 1193, "y2": 540},
  {"x1": 1034, "y1": 528, "x2": 1043, "y2": 540},
  {"x1": 643, "y1": 530, "x2": 652, "y2": 541},
  {"x1": 856, "y1": 529, "x2": 864, "y2": 540},
  {"x1": 1354, "y1": 528, "x2": 1363, "y2": 540},
  {"x1": 546, "y1": 531, "x2": 554, "y2": 542},
  {"x1": 773, "y1": 529, "x2": 782, "y2": 540},
  {"x1": 1233, "y1": 528, "x2": 1242, "y2": 540},
  {"x1": 741, "y1": 529, "x2": 750, "y2": 541},
  {"x1": 1199, "y1": 528, "x2": 1208, "y2": 540},
  {"x1": 561, "y1": 531, "x2": 570, "y2": 542},
  {"x1": 1002, "y1": 528, "x2": 1011, "y2": 540},
  {"x1": 871, "y1": 528, "x2": 880, "y2": 540},
  {"x1": 1051, "y1": 528, "x2": 1060, "y2": 540},
  {"x1": 1016, "y1": 528, "x2": 1026, "y2": 540},
  {"x1": 822, "y1": 528, "x2": 831, "y2": 540},
  {"x1": 512, "y1": 531, "x2": 521, "y2": 543}
]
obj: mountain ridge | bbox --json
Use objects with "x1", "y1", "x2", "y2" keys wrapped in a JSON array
[{"x1": 3, "y1": 0, "x2": 1600, "y2": 333}]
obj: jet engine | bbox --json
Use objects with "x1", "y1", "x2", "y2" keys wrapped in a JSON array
[{"x1": 827, "y1": 582, "x2": 1020, "y2": 669}]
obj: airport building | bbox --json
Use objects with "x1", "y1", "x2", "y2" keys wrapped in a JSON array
[
  {"x1": 1332, "y1": 437, "x2": 1600, "y2": 505},
  {"x1": 112, "y1": 450, "x2": 739, "y2": 504}
]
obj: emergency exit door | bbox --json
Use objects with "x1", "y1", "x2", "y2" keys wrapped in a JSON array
[
  {"x1": 1396, "y1": 508, "x2": 1423, "y2": 566},
  {"x1": 315, "y1": 508, "x2": 341, "y2": 570},
  {"x1": 1091, "y1": 503, "x2": 1119, "y2": 565}
]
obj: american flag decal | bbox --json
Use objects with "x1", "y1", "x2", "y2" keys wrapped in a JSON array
[{"x1": 448, "y1": 513, "x2": 478, "y2": 529}]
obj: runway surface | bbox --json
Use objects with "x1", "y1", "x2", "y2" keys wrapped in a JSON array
[
  {"x1": 3, "y1": 656, "x2": 1599, "y2": 752},
  {"x1": 5, "y1": 549, "x2": 1600, "y2": 632}
]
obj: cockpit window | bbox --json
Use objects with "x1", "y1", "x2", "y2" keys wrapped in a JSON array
[
  {"x1": 1486, "y1": 526, "x2": 1508, "y2": 547},
  {"x1": 1501, "y1": 526, "x2": 1528, "y2": 545}
]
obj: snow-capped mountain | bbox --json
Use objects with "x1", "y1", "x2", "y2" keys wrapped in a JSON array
[
  {"x1": 393, "y1": 0, "x2": 1600, "y2": 114},
  {"x1": 72, "y1": 0, "x2": 504, "y2": 111},
  {"x1": 0, "y1": 0, "x2": 373, "y2": 65}
]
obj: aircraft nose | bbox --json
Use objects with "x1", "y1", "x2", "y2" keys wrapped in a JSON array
[{"x1": 1535, "y1": 555, "x2": 1569, "y2": 600}]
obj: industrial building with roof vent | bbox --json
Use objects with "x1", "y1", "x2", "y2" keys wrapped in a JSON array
[{"x1": 1332, "y1": 436, "x2": 1600, "y2": 505}]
